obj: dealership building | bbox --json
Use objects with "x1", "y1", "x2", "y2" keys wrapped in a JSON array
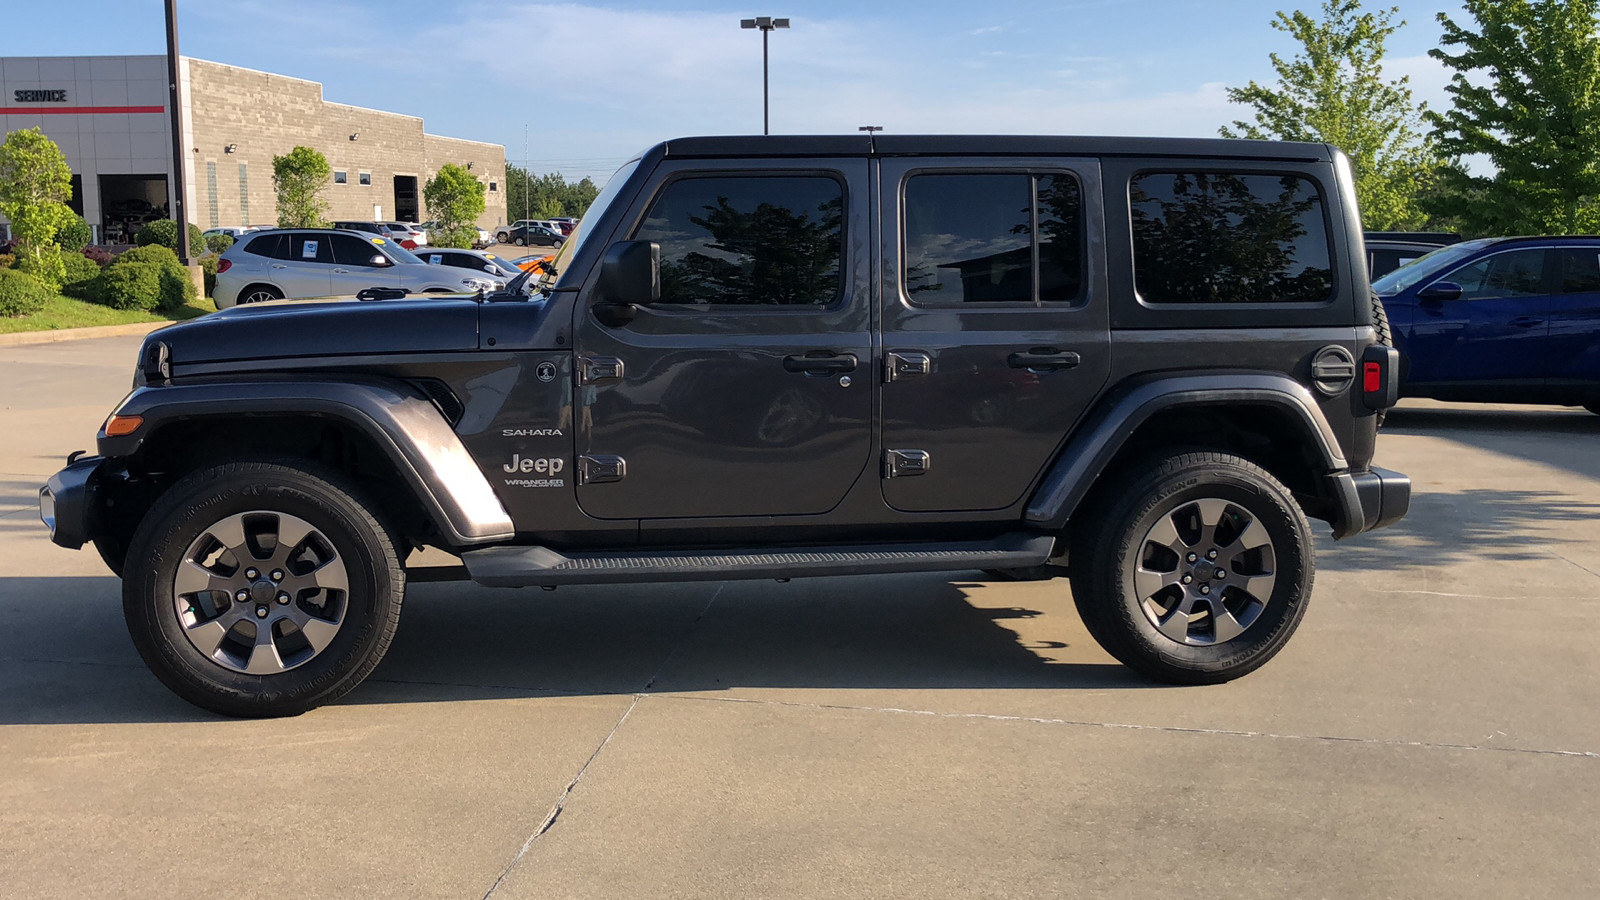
[{"x1": 0, "y1": 55, "x2": 507, "y2": 243}]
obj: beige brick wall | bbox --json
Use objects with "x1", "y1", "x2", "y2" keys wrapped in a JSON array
[{"x1": 185, "y1": 58, "x2": 505, "y2": 229}]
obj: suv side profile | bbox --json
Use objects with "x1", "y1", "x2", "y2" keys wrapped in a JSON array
[
  {"x1": 1374, "y1": 235, "x2": 1600, "y2": 413},
  {"x1": 212, "y1": 228, "x2": 498, "y2": 307},
  {"x1": 41, "y1": 135, "x2": 1408, "y2": 717}
]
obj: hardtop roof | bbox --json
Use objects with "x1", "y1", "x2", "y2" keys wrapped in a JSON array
[{"x1": 652, "y1": 134, "x2": 1332, "y2": 162}]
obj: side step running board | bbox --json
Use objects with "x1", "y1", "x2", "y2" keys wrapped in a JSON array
[{"x1": 460, "y1": 532, "x2": 1056, "y2": 588}]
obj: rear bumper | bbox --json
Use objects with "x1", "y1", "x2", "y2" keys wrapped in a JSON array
[
  {"x1": 39, "y1": 454, "x2": 105, "y2": 550},
  {"x1": 1327, "y1": 466, "x2": 1411, "y2": 540}
]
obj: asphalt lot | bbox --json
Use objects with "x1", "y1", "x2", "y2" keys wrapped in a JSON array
[{"x1": 2, "y1": 334, "x2": 1598, "y2": 898}]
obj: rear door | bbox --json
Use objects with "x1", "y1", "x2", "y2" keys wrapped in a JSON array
[
  {"x1": 1406, "y1": 247, "x2": 1550, "y2": 387},
  {"x1": 877, "y1": 158, "x2": 1110, "y2": 511},
  {"x1": 277, "y1": 232, "x2": 335, "y2": 298},
  {"x1": 1545, "y1": 247, "x2": 1600, "y2": 389},
  {"x1": 572, "y1": 159, "x2": 874, "y2": 520}
]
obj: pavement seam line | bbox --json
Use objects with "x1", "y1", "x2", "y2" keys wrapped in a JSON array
[
  {"x1": 1540, "y1": 547, "x2": 1600, "y2": 582},
  {"x1": 479, "y1": 583, "x2": 726, "y2": 900},
  {"x1": 657, "y1": 693, "x2": 1600, "y2": 760}
]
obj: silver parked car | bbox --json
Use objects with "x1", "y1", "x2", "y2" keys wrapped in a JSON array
[
  {"x1": 212, "y1": 229, "x2": 493, "y2": 308},
  {"x1": 416, "y1": 247, "x2": 523, "y2": 280}
]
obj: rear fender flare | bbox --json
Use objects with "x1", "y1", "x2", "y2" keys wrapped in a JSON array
[
  {"x1": 1024, "y1": 372, "x2": 1347, "y2": 531},
  {"x1": 99, "y1": 378, "x2": 514, "y2": 546}
]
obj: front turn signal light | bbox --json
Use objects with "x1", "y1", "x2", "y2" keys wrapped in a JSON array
[{"x1": 104, "y1": 414, "x2": 143, "y2": 437}]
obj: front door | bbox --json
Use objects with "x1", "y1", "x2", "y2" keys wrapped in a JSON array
[
  {"x1": 1406, "y1": 247, "x2": 1550, "y2": 388},
  {"x1": 328, "y1": 233, "x2": 400, "y2": 295},
  {"x1": 878, "y1": 159, "x2": 1111, "y2": 511},
  {"x1": 572, "y1": 160, "x2": 873, "y2": 520}
]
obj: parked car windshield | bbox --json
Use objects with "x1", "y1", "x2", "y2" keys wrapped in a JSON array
[
  {"x1": 377, "y1": 240, "x2": 424, "y2": 265},
  {"x1": 1372, "y1": 239, "x2": 1494, "y2": 296},
  {"x1": 542, "y1": 157, "x2": 641, "y2": 290}
]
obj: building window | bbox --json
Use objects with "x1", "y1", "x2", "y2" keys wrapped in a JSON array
[
  {"x1": 1130, "y1": 171, "x2": 1333, "y2": 304},
  {"x1": 334, "y1": 171, "x2": 347, "y2": 184},
  {"x1": 359, "y1": 172, "x2": 371, "y2": 186},
  {"x1": 489, "y1": 181, "x2": 498, "y2": 192}
]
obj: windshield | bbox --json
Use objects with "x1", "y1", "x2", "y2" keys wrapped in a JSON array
[
  {"x1": 536, "y1": 157, "x2": 642, "y2": 291},
  {"x1": 376, "y1": 239, "x2": 424, "y2": 265},
  {"x1": 1372, "y1": 239, "x2": 1493, "y2": 295}
]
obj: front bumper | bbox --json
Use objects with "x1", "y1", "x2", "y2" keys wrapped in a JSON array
[
  {"x1": 1327, "y1": 466, "x2": 1411, "y2": 540},
  {"x1": 39, "y1": 454, "x2": 106, "y2": 550}
]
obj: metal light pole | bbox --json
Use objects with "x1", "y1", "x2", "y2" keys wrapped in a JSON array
[
  {"x1": 740, "y1": 16, "x2": 789, "y2": 135},
  {"x1": 164, "y1": 0, "x2": 190, "y2": 262}
]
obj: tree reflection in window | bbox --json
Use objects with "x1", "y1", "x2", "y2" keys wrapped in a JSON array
[
  {"x1": 1130, "y1": 172, "x2": 1333, "y2": 304},
  {"x1": 634, "y1": 176, "x2": 843, "y2": 306}
]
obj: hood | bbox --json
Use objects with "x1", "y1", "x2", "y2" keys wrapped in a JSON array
[{"x1": 155, "y1": 295, "x2": 481, "y2": 365}]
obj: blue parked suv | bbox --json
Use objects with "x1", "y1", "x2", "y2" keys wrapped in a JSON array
[{"x1": 1374, "y1": 236, "x2": 1600, "y2": 414}]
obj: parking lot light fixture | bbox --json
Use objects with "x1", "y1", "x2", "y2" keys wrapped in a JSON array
[{"x1": 740, "y1": 16, "x2": 790, "y2": 135}]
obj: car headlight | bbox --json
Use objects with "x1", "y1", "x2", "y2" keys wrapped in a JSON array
[{"x1": 461, "y1": 277, "x2": 498, "y2": 291}]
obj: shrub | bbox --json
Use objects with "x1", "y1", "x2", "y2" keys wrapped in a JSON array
[
  {"x1": 204, "y1": 232, "x2": 234, "y2": 254},
  {"x1": 82, "y1": 246, "x2": 112, "y2": 267},
  {"x1": 0, "y1": 253, "x2": 14, "y2": 270},
  {"x1": 92, "y1": 262, "x2": 164, "y2": 311},
  {"x1": 60, "y1": 252, "x2": 102, "y2": 298},
  {"x1": 199, "y1": 254, "x2": 218, "y2": 297},
  {"x1": 117, "y1": 244, "x2": 181, "y2": 268},
  {"x1": 0, "y1": 268, "x2": 52, "y2": 317},
  {"x1": 13, "y1": 245, "x2": 67, "y2": 289},
  {"x1": 53, "y1": 215, "x2": 92, "y2": 252},
  {"x1": 134, "y1": 219, "x2": 205, "y2": 254},
  {"x1": 158, "y1": 264, "x2": 198, "y2": 311}
]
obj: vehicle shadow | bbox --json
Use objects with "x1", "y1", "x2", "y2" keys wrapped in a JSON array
[
  {"x1": 0, "y1": 571, "x2": 1149, "y2": 725},
  {"x1": 1383, "y1": 405, "x2": 1600, "y2": 481}
]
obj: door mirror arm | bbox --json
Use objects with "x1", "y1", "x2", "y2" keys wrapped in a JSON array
[{"x1": 592, "y1": 240, "x2": 660, "y2": 328}]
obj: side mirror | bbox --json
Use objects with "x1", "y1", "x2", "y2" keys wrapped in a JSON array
[
  {"x1": 369, "y1": 254, "x2": 392, "y2": 268},
  {"x1": 1417, "y1": 281, "x2": 1462, "y2": 303},
  {"x1": 593, "y1": 240, "x2": 660, "y2": 327}
]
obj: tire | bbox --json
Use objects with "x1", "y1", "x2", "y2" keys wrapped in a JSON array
[
  {"x1": 1070, "y1": 451, "x2": 1314, "y2": 685},
  {"x1": 121, "y1": 459, "x2": 404, "y2": 717},
  {"x1": 1371, "y1": 291, "x2": 1393, "y2": 427},
  {"x1": 515, "y1": 237, "x2": 526, "y2": 246},
  {"x1": 239, "y1": 285, "x2": 283, "y2": 305}
]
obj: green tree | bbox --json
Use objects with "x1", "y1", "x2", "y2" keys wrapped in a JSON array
[
  {"x1": 1425, "y1": 0, "x2": 1600, "y2": 235},
  {"x1": 0, "y1": 128, "x2": 74, "y2": 268},
  {"x1": 424, "y1": 163, "x2": 486, "y2": 248},
  {"x1": 1221, "y1": 0, "x2": 1440, "y2": 230},
  {"x1": 504, "y1": 165, "x2": 601, "y2": 221},
  {"x1": 272, "y1": 146, "x2": 331, "y2": 228}
]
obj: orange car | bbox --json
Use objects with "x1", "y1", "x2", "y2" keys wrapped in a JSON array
[{"x1": 511, "y1": 254, "x2": 554, "y2": 273}]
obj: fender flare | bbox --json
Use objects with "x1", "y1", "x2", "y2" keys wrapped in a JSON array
[
  {"x1": 1023, "y1": 372, "x2": 1348, "y2": 532},
  {"x1": 98, "y1": 378, "x2": 515, "y2": 546}
]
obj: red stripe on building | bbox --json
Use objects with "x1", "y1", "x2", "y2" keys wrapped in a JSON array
[{"x1": 0, "y1": 105, "x2": 165, "y2": 115}]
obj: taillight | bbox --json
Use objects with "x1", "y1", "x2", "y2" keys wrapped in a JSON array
[
  {"x1": 1360, "y1": 345, "x2": 1400, "y2": 410},
  {"x1": 216, "y1": 258, "x2": 232, "y2": 273},
  {"x1": 1362, "y1": 361, "x2": 1381, "y2": 393}
]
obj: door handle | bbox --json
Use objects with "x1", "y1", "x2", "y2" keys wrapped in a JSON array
[
  {"x1": 332, "y1": 268, "x2": 350, "y2": 274},
  {"x1": 270, "y1": 263, "x2": 287, "y2": 269},
  {"x1": 1508, "y1": 316, "x2": 1543, "y2": 328},
  {"x1": 783, "y1": 352, "x2": 858, "y2": 375},
  {"x1": 1008, "y1": 349, "x2": 1081, "y2": 371}
]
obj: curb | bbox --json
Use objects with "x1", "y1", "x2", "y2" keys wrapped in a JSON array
[{"x1": 0, "y1": 320, "x2": 173, "y2": 347}]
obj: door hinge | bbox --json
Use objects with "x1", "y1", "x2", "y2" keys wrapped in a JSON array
[
  {"x1": 578, "y1": 454, "x2": 627, "y2": 485},
  {"x1": 578, "y1": 356, "x2": 625, "y2": 385},
  {"x1": 884, "y1": 350, "x2": 931, "y2": 382},
  {"x1": 884, "y1": 449, "x2": 931, "y2": 478}
]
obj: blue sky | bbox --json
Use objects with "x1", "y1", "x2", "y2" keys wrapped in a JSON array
[{"x1": 4, "y1": 0, "x2": 1467, "y2": 183}]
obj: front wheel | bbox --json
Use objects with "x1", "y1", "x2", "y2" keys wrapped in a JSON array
[
  {"x1": 515, "y1": 237, "x2": 526, "y2": 246},
  {"x1": 1070, "y1": 451, "x2": 1313, "y2": 684},
  {"x1": 122, "y1": 460, "x2": 404, "y2": 717}
]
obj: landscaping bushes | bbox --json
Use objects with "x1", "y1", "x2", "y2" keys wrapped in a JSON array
[
  {"x1": 59, "y1": 252, "x2": 102, "y2": 299},
  {"x1": 53, "y1": 215, "x2": 92, "y2": 252},
  {"x1": 134, "y1": 219, "x2": 205, "y2": 254},
  {"x1": 88, "y1": 244, "x2": 195, "y2": 311},
  {"x1": 203, "y1": 232, "x2": 233, "y2": 254},
  {"x1": 0, "y1": 269, "x2": 52, "y2": 317}
]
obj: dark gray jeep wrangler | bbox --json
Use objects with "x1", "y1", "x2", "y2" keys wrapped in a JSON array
[{"x1": 40, "y1": 135, "x2": 1409, "y2": 717}]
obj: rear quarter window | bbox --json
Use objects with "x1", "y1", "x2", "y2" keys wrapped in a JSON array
[{"x1": 1130, "y1": 172, "x2": 1334, "y2": 304}]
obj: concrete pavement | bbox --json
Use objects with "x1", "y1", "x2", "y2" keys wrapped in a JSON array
[{"x1": 1, "y1": 335, "x2": 1597, "y2": 898}]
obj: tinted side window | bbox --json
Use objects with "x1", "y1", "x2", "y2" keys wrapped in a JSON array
[
  {"x1": 243, "y1": 233, "x2": 285, "y2": 259},
  {"x1": 1446, "y1": 249, "x2": 1546, "y2": 300},
  {"x1": 902, "y1": 173, "x2": 1083, "y2": 305},
  {"x1": 1130, "y1": 172, "x2": 1333, "y2": 304},
  {"x1": 288, "y1": 233, "x2": 334, "y2": 264},
  {"x1": 633, "y1": 175, "x2": 844, "y2": 306},
  {"x1": 1557, "y1": 248, "x2": 1600, "y2": 293},
  {"x1": 331, "y1": 234, "x2": 383, "y2": 266}
]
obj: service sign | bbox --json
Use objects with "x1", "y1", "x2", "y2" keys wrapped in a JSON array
[{"x1": 14, "y1": 90, "x2": 69, "y2": 103}]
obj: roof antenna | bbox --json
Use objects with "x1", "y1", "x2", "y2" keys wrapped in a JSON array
[{"x1": 858, "y1": 125, "x2": 883, "y2": 152}]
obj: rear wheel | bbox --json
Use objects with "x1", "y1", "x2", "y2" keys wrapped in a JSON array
[
  {"x1": 122, "y1": 459, "x2": 404, "y2": 717},
  {"x1": 238, "y1": 285, "x2": 282, "y2": 305},
  {"x1": 515, "y1": 237, "x2": 526, "y2": 246},
  {"x1": 1070, "y1": 451, "x2": 1313, "y2": 684}
]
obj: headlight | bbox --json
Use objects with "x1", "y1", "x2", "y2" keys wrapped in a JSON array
[{"x1": 461, "y1": 277, "x2": 499, "y2": 291}]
